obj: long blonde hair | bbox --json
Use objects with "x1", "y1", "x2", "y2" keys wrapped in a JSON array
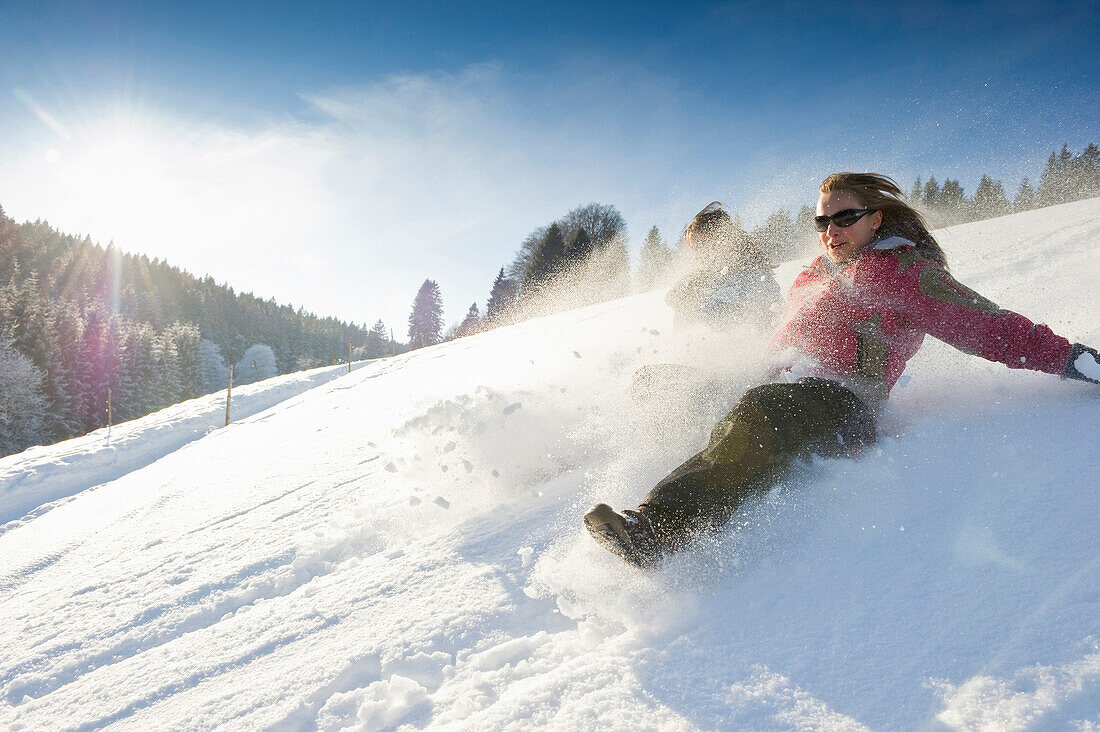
[{"x1": 820, "y1": 173, "x2": 948, "y2": 268}]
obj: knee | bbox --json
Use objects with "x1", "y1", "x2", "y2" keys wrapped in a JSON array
[{"x1": 702, "y1": 391, "x2": 777, "y2": 465}]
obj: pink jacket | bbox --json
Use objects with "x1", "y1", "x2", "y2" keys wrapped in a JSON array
[{"x1": 771, "y1": 237, "x2": 1074, "y2": 405}]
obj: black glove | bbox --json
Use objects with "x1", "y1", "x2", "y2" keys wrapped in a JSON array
[{"x1": 1063, "y1": 343, "x2": 1100, "y2": 384}]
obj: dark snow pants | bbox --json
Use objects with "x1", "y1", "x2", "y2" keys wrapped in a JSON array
[{"x1": 638, "y1": 378, "x2": 877, "y2": 551}]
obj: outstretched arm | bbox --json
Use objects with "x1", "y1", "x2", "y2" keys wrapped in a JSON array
[{"x1": 888, "y1": 260, "x2": 1076, "y2": 377}]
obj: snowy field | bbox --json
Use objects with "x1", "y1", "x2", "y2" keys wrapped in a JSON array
[
  {"x1": 2, "y1": 198, "x2": 1099, "y2": 730},
  {"x1": 0, "y1": 361, "x2": 373, "y2": 533}
]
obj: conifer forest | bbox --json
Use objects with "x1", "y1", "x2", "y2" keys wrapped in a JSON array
[{"x1": 0, "y1": 212, "x2": 394, "y2": 456}]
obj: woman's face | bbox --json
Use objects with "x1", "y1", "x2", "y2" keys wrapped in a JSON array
[{"x1": 817, "y1": 189, "x2": 883, "y2": 264}]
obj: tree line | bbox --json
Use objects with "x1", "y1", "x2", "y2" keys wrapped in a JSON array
[
  {"x1": 407, "y1": 142, "x2": 1100, "y2": 347},
  {"x1": 0, "y1": 209, "x2": 402, "y2": 457},
  {"x1": 406, "y1": 202, "x2": 634, "y2": 347},
  {"x1": 753, "y1": 142, "x2": 1100, "y2": 264}
]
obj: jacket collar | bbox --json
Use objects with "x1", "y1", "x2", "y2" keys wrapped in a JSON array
[{"x1": 818, "y1": 235, "x2": 917, "y2": 276}]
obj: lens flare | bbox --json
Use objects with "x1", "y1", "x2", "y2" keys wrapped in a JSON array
[{"x1": 13, "y1": 87, "x2": 72, "y2": 140}]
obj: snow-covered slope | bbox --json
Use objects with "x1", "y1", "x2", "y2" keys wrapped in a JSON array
[
  {"x1": 2, "y1": 199, "x2": 1099, "y2": 730},
  {"x1": 0, "y1": 361, "x2": 372, "y2": 533}
]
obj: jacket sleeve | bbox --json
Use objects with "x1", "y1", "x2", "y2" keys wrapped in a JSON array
[{"x1": 886, "y1": 260, "x2": 1073, "y2": 375}]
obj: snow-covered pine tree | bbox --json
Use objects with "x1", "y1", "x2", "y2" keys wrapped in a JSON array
[
  {"x1": 1013, "y1": 177, "x2": 1036, "y2": 212},
  {"x1": 455, "y1": 303, "x2": 481, "y2": 338},
  {"x1": 47, "y1": 302, "x2": 86, "y2": 438},
  {"x1": 753, "y1": 209, "x2": 796, "y2": 263},
  {"x1": 169, "y1": 323, "x2": 203, "y2": 401},
  {"x1": 152, "y1": 329, "x2": 184, "y2": 409},
  {"x1": 972, "y1": 175, "x2": 1011, "y2": 220},
  {"x1": 235, "y1": 344, "x2": 278, "y2": 384},
  {"x1": 485, "y1": 268, "x2": 517, "y2": 325},
  {"x1": 116, "y1": 322, "x2": 156, "y2": 421},
  {"x1": 408, "y1": 280, "x2": 444, "y2": 349},
  {"x1": 0, "y1": 337, "x2": 49, "y2": 456},
  {"x1": 76, "y1": 306, "x2": 120, "y2": 431},
  {"x1": 939, "y1": 179, "x2": 965, "y2": 224},
  {"x1": 1038, "y1": 147, "x2": 1073, "y2": 207},
  {"x1": 365, "y1": 320, "x2": 389, "y2": 358},
  {"x1": 922, "y1": 177, "x2": 942, "y2": 210},
  {"x1": 199, "y1": 338, "x2": 229, "y2": 393},
  {"x1": 1080, "y1": 143, "x2": 1100, "y2": 199},
  {"x1": 636, "y1": 226, "x2": 672, "y2": 292},
  {"x1": 523, "y1": 224, "x2": 567, "y2": 290}
]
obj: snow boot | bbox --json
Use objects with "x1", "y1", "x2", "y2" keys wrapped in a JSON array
[{"x1": 583, "y1": 503, "x2": 661, "y2": 566}]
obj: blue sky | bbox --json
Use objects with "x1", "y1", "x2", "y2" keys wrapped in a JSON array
[{"x1": 1, "y1": 1, "x2": 1097, "y2": 334}]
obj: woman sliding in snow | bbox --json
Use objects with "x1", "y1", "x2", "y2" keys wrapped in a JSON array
[{"x1": 585, "y1": 172, "x2": 1100, "y2": 566}]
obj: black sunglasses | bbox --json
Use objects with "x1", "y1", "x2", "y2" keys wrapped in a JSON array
[{"x1": 813, "y1": 208, "x2": 874, "y2": 232}]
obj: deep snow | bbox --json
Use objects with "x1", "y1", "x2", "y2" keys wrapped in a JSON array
[
  {"x1": 0, "y1": 361, "x2": 372, "y2": 533},
  {"x1": 2, "y1": 198, "x2": 1099, "y2": 731}
]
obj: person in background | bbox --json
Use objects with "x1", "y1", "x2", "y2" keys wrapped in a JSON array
[
  {"x1": 664, "y1": 201, "x2": 782, "y2": 331},
  {"x1": 587, "y1": 172, "x2": 1100, "y2": 566}
]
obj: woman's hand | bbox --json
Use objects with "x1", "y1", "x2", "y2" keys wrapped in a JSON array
[{"x1": 1064, "y1": 343, "x2": 1100, "y2": 384}]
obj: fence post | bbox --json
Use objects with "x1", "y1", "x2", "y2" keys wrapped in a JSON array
[
  {"x1": 225, "y1": 364, "x2": 233, "y2": 426},
  {"x1": 347, "y1": 341, "x2": 352, "y2": 373},
  {"x1": 106, "y1": 387, "x2": 113, "y2": 442}
]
